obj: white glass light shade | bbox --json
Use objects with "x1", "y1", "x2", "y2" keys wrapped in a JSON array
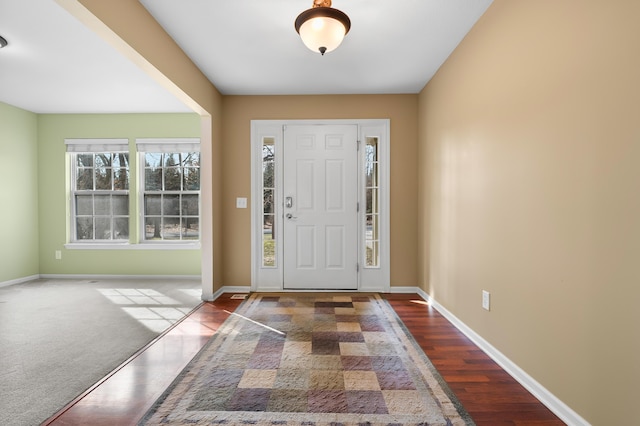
[
  {"x1": 299, "y1": 16, "x2": 346, "y2": 54},
  {"x1": 295, "y1": 7, "x2": 351, "y2": 55}
]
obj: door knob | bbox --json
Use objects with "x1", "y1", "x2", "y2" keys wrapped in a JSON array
[{"x1": 286, "y1": 213, "x2": 297, "y2": 219}]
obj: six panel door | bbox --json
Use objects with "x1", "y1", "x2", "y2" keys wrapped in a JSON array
[{"x1": 283, "y1": 125, "x2": 358, "y2": 289}]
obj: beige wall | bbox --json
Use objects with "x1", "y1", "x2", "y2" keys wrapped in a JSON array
[
  {"x1": 418, "y1": 0, "x2": 640, "y2": 424},
  {"x1": 221, "y1": 95, "x2": 418, "y2": 287}
]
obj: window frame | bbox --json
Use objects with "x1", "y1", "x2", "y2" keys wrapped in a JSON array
[
  {"x1": 136, "y1": 138, "x2": 201, "y2": 245},
  {"x1": 364, "y1": 136, "x2": 381, "y2": 268},
  {"x1": 66, "y1": 139, "x2": 131, "y2": 244},
  {"x1": 261, "y1": 138, "x2": 277, "y2": 268}
]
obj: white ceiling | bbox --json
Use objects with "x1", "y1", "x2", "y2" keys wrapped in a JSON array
[
  {"x1": 0, "y1": 0, "x2": 191, "y2": 114},
  {"x1": 0, "y1": 0, "x2": 492, "y2": 114}
]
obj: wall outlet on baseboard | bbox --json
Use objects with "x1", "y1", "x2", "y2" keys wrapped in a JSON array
[
  {"x1": 55, "y1": 250, "x2": 62, "y2": 260},
  {"x1": 482, "y1": 290, "x2": 490, "y2": 311}
]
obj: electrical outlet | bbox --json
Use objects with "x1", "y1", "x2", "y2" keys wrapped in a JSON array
[
  {"x1": 482, "y1": 290, "x2": 490, "y2": 311},
  {"x1": 55, "y1": 250, "x2": 62, "y2": 260}
]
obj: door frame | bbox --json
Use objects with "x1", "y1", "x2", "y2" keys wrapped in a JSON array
[{"x1": 250, "y1": 119, "x2": 390, "y2": 292}]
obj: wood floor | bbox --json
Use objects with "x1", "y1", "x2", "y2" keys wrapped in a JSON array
[
  {"x1": 44, "y1": 293, "x2": 564, "y2": 426},
  {"x1": 384, "y1": 294, "x2": 564, "y2": 425}
]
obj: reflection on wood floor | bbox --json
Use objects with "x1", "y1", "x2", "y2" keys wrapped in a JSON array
[{"x1": 44, "y1": 293, "x2": 564, "y2": 426}]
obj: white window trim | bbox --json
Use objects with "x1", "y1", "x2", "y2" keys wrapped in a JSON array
[
  {"x1": 359, "y1": 122, "x2": 390, "y2": 291},
  {"x1": 136, "y1": 138, "x2": 201, "y2": 245},
  {"x1": 64, "y1": 242, "x2": 200, "y2": 250},
  {"x1": 250, "y1": 119, "x2": 390, "y2": 292},
  {"x1": 66, "y1": 139, "x2": 131, "y2": 244}
]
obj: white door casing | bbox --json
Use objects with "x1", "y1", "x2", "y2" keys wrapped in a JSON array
[
  {"x1": 251, "y1": 119, "x2": 390, "y2": 292},
  {"x1": 283, "y1": 125, "x2": 358, "y2": 289}
]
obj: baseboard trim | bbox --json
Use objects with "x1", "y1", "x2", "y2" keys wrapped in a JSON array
[
  {"x1": 388, "y1": 286, "x2": 423, "y2": 293},
  {"x1": 0, "y1": 274, "x2": 40, "y2": 288},
  {"x1": 413, "y1": 287, "x2": 589, "y2": 426},
  {"x1": 206, "y1": 286, "x2": 251, "y2": 302},
  {"x1": 38, "y1": 274, "x2": 201, "y2": 281}
]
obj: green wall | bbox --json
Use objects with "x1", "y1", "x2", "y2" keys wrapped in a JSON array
[
  {"x1": 37, "y1": 113, "x2": 202, "y2": 276},
  {"x1": 0, "y1": 102, "x2": 40, "y2": 283}
]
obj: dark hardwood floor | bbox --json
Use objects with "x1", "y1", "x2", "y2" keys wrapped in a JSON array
[
  {"x1": 383, "y1": 294, "x2": 564, "y2": 425},
  {"x1": 44, "y1": 293, "x2": 564, "y2": 425}
]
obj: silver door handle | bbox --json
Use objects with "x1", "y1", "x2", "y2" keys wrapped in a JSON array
[{"x1": 286, "y1": 213, "x2": 297, "y2": 219}]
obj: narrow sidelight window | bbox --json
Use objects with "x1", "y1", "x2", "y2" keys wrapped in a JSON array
[
  {"x1": 364, "y1": 137, "x2": 379, "y2": 267},
  {"x1": 262, "y1": 137, "x2": 276, "y2": 267}
]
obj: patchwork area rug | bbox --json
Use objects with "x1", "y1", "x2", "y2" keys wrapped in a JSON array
[{"x1": 140, "y1": 293, "x2": 474, "y2": 425}]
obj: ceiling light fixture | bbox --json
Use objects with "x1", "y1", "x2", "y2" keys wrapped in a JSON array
[
  {"x1": 0, "y1": 35, "x2": 8, "y2": 49},
  {"x1": 295, "y1": 0, "x2": 350, "y2": 56}
]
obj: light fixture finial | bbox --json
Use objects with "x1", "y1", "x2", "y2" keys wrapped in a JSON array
[{"x1": 295, "y1": 0, "x2": 350, "y2": 55}]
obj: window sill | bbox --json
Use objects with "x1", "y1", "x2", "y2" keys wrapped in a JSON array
[{"x1": 65, "y1": 242, "x2": 201, "y2": 251}]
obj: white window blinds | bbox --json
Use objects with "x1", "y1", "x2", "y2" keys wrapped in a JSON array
[
  {"x1": 64, "y1": 139, "x2": 129, "y2": 153},
  {"x1": 135, "y1": 138, "x2": 200, "y2": 153}
]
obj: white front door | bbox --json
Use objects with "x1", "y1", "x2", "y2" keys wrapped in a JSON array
[{"x1": 283, "y1": 124, "x2": 358, "y2": 289}]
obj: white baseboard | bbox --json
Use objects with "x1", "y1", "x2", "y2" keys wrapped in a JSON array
[
  {"x1": 201, "y1": 290, "x2": 215, "y2": 302},
  {"x1": 0, "y1": 274, "x2": 40, "y2": 288},
  {"x1": 413, "y1": 287, "x2": 589, "y2": 426},
  {"x1": 388, "y1": 286, "x2": 424, "y2": 293},
  {"x1": 38, "y1": 274, "x2": 200, "y2": 281},
  {"x1": 206, "y1": 286, "x2": 251, "y2": 302}
]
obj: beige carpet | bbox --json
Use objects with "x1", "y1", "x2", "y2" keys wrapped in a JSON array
[
  {"x1": 0, "y1": 278, "x2": 202, "y2": 426},
  {"x1": 140, "y1": 293, "x2": 474, "y2": 425}
]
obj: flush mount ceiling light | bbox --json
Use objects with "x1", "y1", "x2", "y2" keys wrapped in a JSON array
[
  {"x1": 0, "y1": 35, "x2": 7, "y2": 49},
  {"x1": 295, "y1": 0, "x2": 351, "y2": 56}
]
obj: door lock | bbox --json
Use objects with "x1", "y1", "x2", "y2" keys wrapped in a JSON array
[{"x1": 285, "y1": 197, "x2": 293, "y2": 208}]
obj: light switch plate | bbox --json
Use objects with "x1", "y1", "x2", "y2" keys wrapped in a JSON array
[{"x1": 236, "y1": 197, "x2": 248, "y2": 208}]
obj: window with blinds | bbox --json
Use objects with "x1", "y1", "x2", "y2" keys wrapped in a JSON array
[
  {"x1": 65, "y1": 139, "x2": 130, "y2": 242},
  {"x1": 136, "y1": 139, "x2": 201, "y2": 242}
]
